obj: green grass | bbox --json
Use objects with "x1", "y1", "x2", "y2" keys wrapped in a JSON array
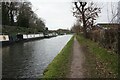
[
  {"x1": 43, "y1": 36, "x2": 74, "y2": 78},
  {"x1": 76, "y1": 34, "x2": 118, "y2": 78}
]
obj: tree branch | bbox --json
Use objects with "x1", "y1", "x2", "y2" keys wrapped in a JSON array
[{"x1": 74, "y1": 2, "x2": 82, "y2": 13}]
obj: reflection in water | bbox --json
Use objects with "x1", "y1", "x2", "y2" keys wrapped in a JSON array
[{"x1": 2, "y1": 35, "x2": 72, "y2": 78}]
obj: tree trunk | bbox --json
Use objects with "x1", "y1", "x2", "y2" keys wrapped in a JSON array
[{"x1": 82, "y1": 7, "x2": 87, "y2": 38}]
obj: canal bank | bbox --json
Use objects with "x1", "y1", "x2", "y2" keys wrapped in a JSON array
[
  {"x1": 43, "y1": 34, "x2": 118, "y2": 78},
  {"x1": 43, "y1": 36, "x2": 74, "y2": 78}
]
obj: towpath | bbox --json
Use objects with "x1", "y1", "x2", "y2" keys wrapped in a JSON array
[{"x1": 69, "y1": 37, "x2": 86, "y2": 78}]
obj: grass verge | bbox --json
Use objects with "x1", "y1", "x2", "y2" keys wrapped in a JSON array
[
  {"x1": 76, "y1": 34, "x2": 118, "y2": 78},
  {"x1": 43, "y1": 35, "x2": 74, "y2": 78}
]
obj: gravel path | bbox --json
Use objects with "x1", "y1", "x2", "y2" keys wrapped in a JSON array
[{"x1": 69, "y1": 37, "x2": 86, "y2": 78}]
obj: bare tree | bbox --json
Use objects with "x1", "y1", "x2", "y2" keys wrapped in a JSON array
[
  {"x1": 109, "y1": 2, "x2": 120, "y2": 54},
  {"x1": 110, "y1": 2, "x2": 119, "y2": 23},
  {"x1": 71, "y1": 20, "x2": 81, "y2": 34},
  {"x1": 117, "y1": 1, "x2": 120, "y2": 54},
  {"x1": 72, "y1": 0, "x2": 101, "y2": 38},
  {"x1": 117, "y1": 1, "x2": 120, "y2": 23}
]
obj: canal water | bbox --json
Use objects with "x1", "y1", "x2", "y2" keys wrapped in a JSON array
[{"x1": 2, "y1": 35, "x2": 73, "y2": 78}]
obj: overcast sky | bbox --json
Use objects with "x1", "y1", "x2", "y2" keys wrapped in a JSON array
[{"x1": 29, "y1": 0, "x2": 119, "y2": 30}]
